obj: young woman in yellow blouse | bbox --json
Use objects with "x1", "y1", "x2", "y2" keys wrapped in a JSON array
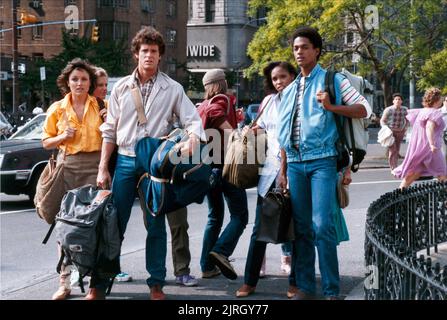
[{"x1": 42, "y1": 58, "x2": 105, "y2": 300}]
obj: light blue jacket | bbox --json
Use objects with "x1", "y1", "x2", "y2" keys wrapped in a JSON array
[{"x1": 277, "y1": 64, "x2": 344, "y2": 163}]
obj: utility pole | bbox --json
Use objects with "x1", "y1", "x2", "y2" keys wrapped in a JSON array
[{"x1": 12, "y1": 0, "x2": 19, "y2": 115}]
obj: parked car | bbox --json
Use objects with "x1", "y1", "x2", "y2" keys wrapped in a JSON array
[
  {"x1": 245, "y1": 103, "x2": 261, "y2": 125},
  {"x1": 0, "y1": 114, "x2": 52, "y2": 200}
]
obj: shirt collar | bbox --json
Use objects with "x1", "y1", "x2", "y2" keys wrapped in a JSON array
[{"x1": 135, "y1": 68, "x2": 158, "y2": 86}]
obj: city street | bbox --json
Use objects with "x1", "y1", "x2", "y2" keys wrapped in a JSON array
[{"x1": 0, "y1": 165, "x2": 405, "y2": 300}]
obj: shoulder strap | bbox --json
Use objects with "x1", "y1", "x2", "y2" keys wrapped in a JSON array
[
  {"x1": 130, "y1": 84, "x2": 147, "y2": 125},
  {"x1": 42, "y1": 221, "x2": 56, "y2": 244},
  {"x1": 325, "y1": 71, "x2": 347, "y2": 146},
  {"x1": 249, "y1": 94, "x2": 273, "y2": 128},
  {"x1": 208, "y1": 94, "x2": 231, "y2": 116}
]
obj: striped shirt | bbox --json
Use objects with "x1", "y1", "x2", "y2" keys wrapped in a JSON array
[
  {"x1": 291, "y1": 77, "x2": 306, "y2": 148},
  {"x1": 292, "y1": 77, "x2": 370, "y2": 148}
]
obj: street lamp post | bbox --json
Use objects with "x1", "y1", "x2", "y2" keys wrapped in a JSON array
[{"x1": 12, "y1": 0, "x2": 19, "y2": 115}]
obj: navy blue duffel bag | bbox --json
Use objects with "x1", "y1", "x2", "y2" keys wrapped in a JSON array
[{"x1": 135, "y1": 130, "x2": 216, "y2": 217}]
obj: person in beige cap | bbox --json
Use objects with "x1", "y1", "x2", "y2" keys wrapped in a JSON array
[{"x1": 196, "y1": 69, "x2": 249, "y2": 281}]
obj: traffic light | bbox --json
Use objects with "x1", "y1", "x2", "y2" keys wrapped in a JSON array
[
  {"x1": 20, "y1": 12, "x2": 38, "y2": 25},
  {"x1": 91, "y1": 25, "x2": 100, "y2": 43}
]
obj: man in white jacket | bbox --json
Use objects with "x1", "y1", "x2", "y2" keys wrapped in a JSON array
[{"x1": 96, "y1": 26, "x2": 205, "y2": 300}]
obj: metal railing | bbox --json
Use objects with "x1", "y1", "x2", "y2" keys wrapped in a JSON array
[{"x1": 365, "y1": 181, "x2": 447, "y2": 300}]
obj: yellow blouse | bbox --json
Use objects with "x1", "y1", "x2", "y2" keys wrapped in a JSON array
[{"x1": 42, "y1": 93, "x2": 104, "y2": 155}]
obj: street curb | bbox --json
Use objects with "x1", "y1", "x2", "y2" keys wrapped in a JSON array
[{"x1": 345, "y1": 279, "x2": 365, "y2": 300}]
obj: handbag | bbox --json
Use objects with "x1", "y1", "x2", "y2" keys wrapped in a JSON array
[
  {"x1": 336, "y1": 174, "x2": 349, "y2": 209},
  {"x1": 257, "y1": 188, "x2": 294, "y2": 244},
  {"x1": 222, "y1": 95, "x2": 273, "y2": 189},
  {"x1": 34, "y1": 152, "x2": 66, "y2": 224}
]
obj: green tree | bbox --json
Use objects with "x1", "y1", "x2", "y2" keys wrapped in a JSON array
[
  {"x1": 417, "y1": 46, "x2": 447, "y2": 94},
  {"x1": 246, "y1": 0, "x2": 447, "y2": 106},
  {"x1": 21, "y1": 31, "x2": 130, "y2": 104}
]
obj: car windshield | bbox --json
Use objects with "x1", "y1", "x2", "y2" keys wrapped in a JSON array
[{"x1": 9, "y1": 114, "x2": 46, "y2": 140}]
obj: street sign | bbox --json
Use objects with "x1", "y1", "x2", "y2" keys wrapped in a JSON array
[
  {"x1": 40, "y1": 66, "x2": 46, "y2": 81},
  {"x1": 11, "y1": 62, "x2": 26, "y2": 74}
]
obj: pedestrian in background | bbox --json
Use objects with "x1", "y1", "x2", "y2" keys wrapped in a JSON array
[
  {"x1": 42, "y1": 58, "x2": 108, "y2": 300},
  {"x1": 392, "y1": 88, "x2": 447, "y2": 188},
  {"x1": 97, "y1": 26, "x2": 204, "y2": 300},
  {"x1": 380, "y1": 93, "x2": 408, "y2": 170},
  {"x1": 236, "y1": 61, "x2": 297, "y2": 298},
  {"x1": 197, "y1": 69, "x2": 249, "y2": 281}
]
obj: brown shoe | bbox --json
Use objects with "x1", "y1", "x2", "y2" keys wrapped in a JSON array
[
  {"x1": 52, "y1": 286, "x2": 71, "y2": 300},
  {"x1": 150, "y1": 284, "x2": 166, "y2": 300},
  {"x1": 291, "y1": 288, "x2": 315, "y2": 300},
  {"x1": 85, "y1": 288, "x2": 106, "y2": 300},
  {"x1": 236, "y1": 284, "x2": 256, "y2": 298},
  {"x1": 287, "y1": 285, "x2": 299, "y2": 299}
]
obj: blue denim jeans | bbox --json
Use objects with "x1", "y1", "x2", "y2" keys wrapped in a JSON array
[
  {"x1": 200, "y1": 171, "x2": 249, "y2": 272},
  {"x1": 112, "y1": 154, "x2": 167, "y2": 288},
  {"x1": 287, "y1": 156, "x2": 339, "y2": 297}
]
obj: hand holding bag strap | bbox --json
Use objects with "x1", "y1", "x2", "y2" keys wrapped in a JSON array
[
  {"x1": 130, "y1": 84, "x2": 148, "y2": 125},
  {"x1": 249, "y1": 94, "x2": 273, "y2": 129}
]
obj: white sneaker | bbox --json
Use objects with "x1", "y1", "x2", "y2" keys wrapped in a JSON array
[
  {"x1": 280, "y1": 255, "x2": 291, "y2": 275},
  {"x1": 175, "y1": 274, "x2": 198, "y2": 287},
  {"x1": 70, "y1": 270, "x2": 80, "y2": 288},
  {"x1": 115, "y1": 272, "x2": 132, "y2": 282}
]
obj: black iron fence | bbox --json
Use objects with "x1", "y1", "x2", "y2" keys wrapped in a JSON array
[{"x1": 365, "y1": 181, "x2": 447, "y2": 300}]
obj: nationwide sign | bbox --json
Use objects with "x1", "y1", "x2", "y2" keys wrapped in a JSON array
[{"x1": 187, "y1": 45, "x2": 216, "y2": 58}]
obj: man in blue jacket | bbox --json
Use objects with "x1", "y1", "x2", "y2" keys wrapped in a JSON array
[{"x1": 277, "y1": 26, "x2": 371, "y2": 300}]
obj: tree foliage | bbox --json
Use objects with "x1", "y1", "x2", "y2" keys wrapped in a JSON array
[
  {"x1": 246, "y1": 0, "x2": 447, "y2": 106},
  {"x1": 417, "y1": 46, "x2": 447, "y2": 94}
]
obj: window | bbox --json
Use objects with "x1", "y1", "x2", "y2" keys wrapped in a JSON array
[
  {"x1": 166, "y1": 1, "x2": 176, "y2": 18},
  {"x1": 98, "y1": 0, "x2": 128, "y2": 8},
  {"x1": 99, "y1": 21, "x2": 129, "y2": 41},
  {"x1": 166, "y1": 29, "x2": 176, "y2": 46},
  {"x1": 141, "y1": 0, "x2": 155, "y2": 13},
  {"x1": 32, "y1": 24, "x2": 43, "y2": 39},
  {"x1": 345, "y1": 32, "x2": 354, "y2": 45},
  {"x1": 205, "y1": 0, "x2": 215, "y2": 22},
  {"x1": 0, "y1": 21, "x2": 3, "y2": 40}
]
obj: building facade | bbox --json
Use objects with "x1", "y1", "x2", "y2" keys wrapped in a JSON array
[
  {"x1": 0, "y1": 0, "x2": 188, "y2": 111},
  {"x1": 187, "y1": 0, "x2": 265, "y2": 105}
]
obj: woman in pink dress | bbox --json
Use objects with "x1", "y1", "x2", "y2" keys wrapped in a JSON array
[{"x1": 392, "y1": 87, "x2": 447, "y2": 188}]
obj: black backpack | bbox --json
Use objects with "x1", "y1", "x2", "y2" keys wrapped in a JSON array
[
  {"x1": 53, "y1": 185, "x2": 121, "y2": 294},
  {"x1": 325, "y1": 70, "x2": 369, "y2": 172}
]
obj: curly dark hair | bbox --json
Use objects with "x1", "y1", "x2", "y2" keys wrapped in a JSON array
[
  {"x1": 131, "y1": 26, "x2": 165, "y2": 57},
  {"x1": 291, "y1": 26, "x2": 323, "y2": 60},
  {"x1": 422, "y1": 87, "x2": 442, "y2": 108},
  {"x1": 56, "y1": 58, "x2": 97, "y2": 96},
  {"x1": 263, "y1": 61, "x2": 297, "y2": 94}
]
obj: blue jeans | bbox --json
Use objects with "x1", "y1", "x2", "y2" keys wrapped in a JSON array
[
  {"x1": 112, "y1": 154, "x2": 167, "y2": 288},
  {"x1": 243, "y1": 194, "x2": 296, "y2": 287},
  {"x1": 200, "y1": 172, "x2": 249, "y2": 272},
  {"x1": 287, "y1": 156, "x2": 339, "y2": 297}
]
